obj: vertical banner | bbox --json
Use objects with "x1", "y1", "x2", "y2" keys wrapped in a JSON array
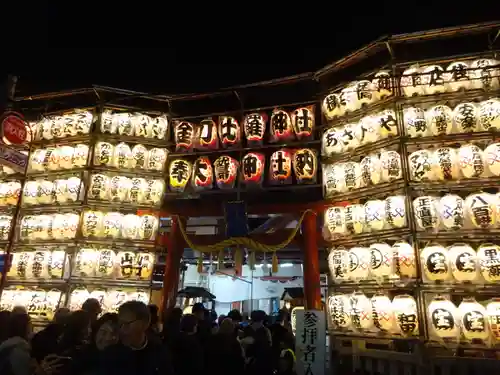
[{"x1": 295, "y1": 309, "x2": 326, "y2": 375}]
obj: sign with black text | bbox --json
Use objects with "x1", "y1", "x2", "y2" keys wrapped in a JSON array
[
  {"x1": 295, "y1": 309, "x2": 326, "y2": 375},
  {"x1": 0, "y1": 144, "x2": 28, "y2": 173}
]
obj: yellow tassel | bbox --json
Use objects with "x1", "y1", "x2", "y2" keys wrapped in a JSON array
[
  {"x1": 234, "y1": 247, "x2": 243, "y2": 270},
  {"x1": 197, "y1": 255, "x2": 203, "y2": 273},
  {"x1": 272, "y1": 252, "x2": 278, "y2": 273},
  {"x1": 248, "y1": 251, "x2": 256, "y2": 270},
  {"x1": 218, "y1": 249, "x2": 224, "y2": 269}
]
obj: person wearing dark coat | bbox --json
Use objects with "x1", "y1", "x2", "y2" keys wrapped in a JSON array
[{"x1": 171, "y1": 314, "x2": 204, "y2": 375}]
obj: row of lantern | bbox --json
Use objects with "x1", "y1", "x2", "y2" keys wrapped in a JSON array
[
  {"x1": 23, "y1": 177, "x2": 82, "y2": 206},
  {"x1": 404, "y1": 99, "x2": 500, "y2": 138},
  {"x1": 29, "y1": 111, "x2": 93, "y2": 140},
  {"x1": 93, "y1": 142, "x2": 167, "y2": 171},
  {"x1": 29, "y1": 144, "x2": 89, "y2": 172},
  {"x1": 409, "y1": 143, "x2": 500, "y2": 182},
  {"x1": 5, "y1": 248, "x2": 66, "y2": 279},
  {"x1": 172, "y1": 106, "x2": 315, "y2": 153},
  {"x1": 68, "y1": 287, "x2": 150, "y2": 313},
  {"x1": 19, "y1": 212, "x2": 159, "y2": 241},
  {"x1": 328, "y1": 242, "x2": 416, "y2": 283},
  {"x1": 0, "y1": 288, "x2": 63, "y2": 320},
  {"x1": 168, "y1": 149, "x2": 318, "y2": 192}
]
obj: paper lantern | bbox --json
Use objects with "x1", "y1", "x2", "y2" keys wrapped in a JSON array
[
  {"x1": 110, "y1": 176, "x2": 131, "y2": 202},
  {"x1": 372, "y1": 70, "x2": 392, "y2": 99},
  {"x1": 355, "y1": 115, "x2": 380, "y2": 145},
  {"x1": 471, "y1": 58, "x2": 500, "y2": 90},
  {"x1": 66, "y1": 177, "x2": 82, "y2": 203},
  {"x1": 150, "y1": 116, "x2": 169, "y2": 139},
  {"x1": 196, "y1": 119, "x2": 218, "y2": 150},
  {"x1": 106, "y1": 290, "x2": 129, "y2": 312},
  {"x1": 328, "y1": 248, "x2": 349, "y2": 282},
  {"x1": 113, "y1": 113, "x2": 133, "y2": 136},
  {"x1": 427, "y1": 105, "x2": 453, "y2": 135},
  {"x1": 324, "y1": 206, "x2": 346, "y2": 238},
  {"x1": 28, "y1": 250, "x2": 50, "y2": 279},
  {"x1": 218, "y1": 116, "x2": 241, "y2": 148},
  {"x1": 347, "y1": 247, "x2": 370, "y2": 281},
  {"x1": 401, "y1": 66, "x2": 423, "y2": 97},
  {"x1": 409, "y1": 150, "x2": 435, "y2": 181},
  {"x1": 393, "y1": 242, "x2": 416, "y2": 279},
  {"x1": 37, "y1": 180, "x2": 53, "y2": 205},
  {"x1": 269, "y1": 149, "x2": 293, "y2": 185},
  {"x1": 129, "y1": 178, "x2": 147, "y2": 204},
  {"x1": 191, "y1": 157, "x2": 213, "y2": 192},
  {"x1": 413, "y1": 196, "x2": 439, "y2": 230},
  {"x1": 328, "y1": 294, "x2": 351, "y2": 330},
  {"x1": 350, "y1": 292, "x2": 374, "y2": 331},
  {"x1": 74, "y1": 249, "x2": 98, "y2": 277},
  {"x1": 448, "y1": 243, "x2": 478, "y2": 282},
  {"x1": 0, "y1": 290, "x2": 14, "y2": 310},
  {"x1": 293, "y1": 148, "x2": 317, "y2": 184},
  {"x1": 341, "y1": 161, "x2": 361, "y2": 190},
  {"x1": 19, "y1": 215, "x2": 35, "y2": 240},
  {"x1": 241, "y1": 152, "x2": 265, "y2": 187},
  {"x1": 130, "y1": 114, "x2": 151, "y2": 138},
  {"x1": 479, "y1": 98, "x2": 500, "y2": 131},
  {"x1": 102, "y1": 212, "x2": 124, "y2": 238},
  {"x1": 48, "y1": 250, "x2": 66, "y2": 278},
  {"x1": 65, "y1": 213, "x2": 80, "y2": 239},
  {"x1": 465, "y1": 192, "x2": 495, "y2": 228},
  {"x1": 485, "y1": 143, "x2": 500, "y2": 176},
  {"x1": 445, "y1": 61, "x2": 472, "y2": 92},
  {"x1": 434, "y1": 148, "x2": 460, "y2": 181},
  {"x1": 340, "y1": 84, "x2": 359, "y2": 113},
  {"x1": 380, "y1": 151, "x2": 402, "y2": 182},
  {"x1": 37, "y1": 215, "x2": 53, "y2": 240},
  {"x1": 214, "y1": 155, "x2": 238, "y2": 189},
  {"x1": 404, "y1": 107, "x2": 428, "y2": 138},
  {"x1": 360, "y1": 155, "x2": 381, "y2": 186},
  {"x1": 169, "y1": 159, "x2": 192, "y2": 193},
  {"x1": 344, "y1": 204, "x2": 365, "y2": 234},
  {"x1": 117, "y1": 251, "x2": 136, "y2": 278},
  {"x1": 52, "y1": 214, "x2": 67, "y2": 239},
  {"x1": 341, "y1": 123, "x2": 359, "y2": 150},
  {"x1": 322, "y1": 94, "x2": 344, "y2": 120},
  {"x1": 121, "y1": 214, "x2": 141, "y2": 240},
  {"x1": 100, "y1": 111, "x2": 116, "y2": 134},
  {"x1": 4, "y1": 181, "x2": 20, "y2": 206},
  {"x1": 73, "y1": 111, "x2": 93, "y2": 135},
  {"x1": 453, "y1": 102, "x2": 479, "y2": 133},
  {"x1": 421, "y1": 65, "x2": 446, "y2": 95},
  {"x1": 269, "y1": 108, "x2": 294, "y2": 143},
  {"x1": 46, "y1": 147, "x2": 60, "y2": 171},
  {"x1": 72, "y1": 144, "x2": 89, "y2": 168},
  {"x1": 428, "y1": 297, "x2": 460, "y2": 339},
  {"x1": 69, "y1": 288, "x2": 90, "y2": 311},
  {"x1": 130, "y1": 144, "x2": 149, "y2": 170},
  {"x1": 134, "y1": 252, "x2": 155, "y2": 280},
  {"x1": 372, "y1": 294, "x2": 395, "y2": 332},
  {"x1": 88, "y1": 174, "x2": 109, "y2": 200},
  {"x1": 291, "y1": 106, "x2": 315, "y2": 140},
  {"x1": 486, "y1": 299, "x2": 500, "y2": 340},
  {"x1": 143, "y1": 179, "x2": 165, "y2": 206},
  {"x1": 438, "y1": 194, "x2": 464, "y2": 230},
  {"x1": 112, "y1": 143, "x2": 133, "y2": 169},
  {"x1": 369, "y1": 243, "x2": 394, "y2": 279},
  {"x1": 148, "y1": 148, "x2": 167, "y2": 171},
  {"x1": 422, "y1": 244, "x2": 451, "y2": 282},
  {"x1": 243, "y1": 113, "x2": 266, "y2": 146},
  {"x1": 385, "y1": 195, "x2": 406, "y2": 228},
  {"x1": 392, "y1": 295, "x2": 418, "y2": 336},
  {"x1": 322, "y1": 127, "x2": 344, "y2": 156},
  {"x1": 478, "y1": 243, "x2": 500, "y2": 282},
  {"x1": 58, "y1": 146, "x2": 74, "y2": 170},
  {"x1": 364, "y1": 200, "x2": 386, "y2": 231},
  {"x1": 355, "y1": 80, "x2": 376, "y2": 105},
  {"x1": 29, "y1": 149, "x2": 47, "y2": 172},
  {"x1": 23, "y1": 181, "x2": 38, "y2": 206},
  {"x1": 458, "y1": 144, "x2": 485, "y2": 178},
  {"x1": 89, "y1": 290, "x2": 107, "y2": 312},
  {"x1": 378, "y1": 109, "x2": 398, "y2": 138},
  {"x1": 95, "y1": 249, "x2": 116, "y2": 278},
  {"x1": 81, "y1": 210, "x2": 104, "y2": 238},
  {"x1": 139, "y1": 215, "x2": 158, "y2": 240},
  {"x1": 322, "y1": 164, "x2": 344, "y2": 197},
  {"x1": 173, "y1": 121, "x2": 195, "y2": 152}
]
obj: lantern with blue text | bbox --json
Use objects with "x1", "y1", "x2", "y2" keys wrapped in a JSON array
[
  {"x1": 173, "y1": 121, "x2": 195, "y2": 152},
  {"x1": 291, "y1": 106, "x2": 315, "y2": 141},
  {"x1": 243, "y1": 113, "x2": 266, "y2": 147},
  {"x1": 168, "y1": 159, "x2": 192, "y2": 193},
  {"x1": 241, "y1": 152, "x2": 265, "y2": 188},
  {"x1": 191, "y1": 157, "x2": 213, "y2": 192},
  {"x1": 293, "y1": 148, "x2": 317, "y2": 184},
  {"x1": 269, "y1": 149, "x2": 292, "y2": 185},
  {"x1": 214, "y1": 155, "x2": 238, "y2": 189},
  {"x1": 218, "y1": 116, "x2": 241, "y2": 148},
  {"x1": 196, "y1": 119, "x2": 218, "y2": 150},
  {"x1": 270, "y1": 108, "x2": 294, "y2": 143}
]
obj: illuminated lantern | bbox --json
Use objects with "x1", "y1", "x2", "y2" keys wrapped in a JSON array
[
  {"x1": 66, "y1": 177, "x2": 82, "y2": 203},
  {"x1": 64, "y1": 213, "x2": 80, "y2": 239},
  {"x1": 191, "y1": 157, "x2": 213, "y2": 192},
  {"x1": 134, "y1": 252, "x2": 155, "y2": 280},
  {"x1": 218, "y1": 116, "x2": 241, "y2": 148},
  {"x1": 94, "y1": 141, "x2": 114, "y2": 167},
  {"x1": 22, "y1": 181, "x2": 38, "y2": 206},
  {"x1": 350, "y1": 292, "x2": 374, "y2": 331},
  {"x1": 393, "y1": 242, "x2": 416, "y2": 279},
  {"x1": 113, "y1": 142, "x2": 133, "y2": 169},
  {"x1": 72, "y1": 144, "x2": 89, "y2": 168},
  {"x1": 74, "y1": 249, "x2": 98, "y2": 277},
  {"x1": 322, "y1": 128, "x2": 344, "y2": 157},
  {"x1": 371, "y1": 294, "x2": 395, "y2": 332},
  {"x1": 341, "y1": 161, "x2": 361, "y2": 191},
  {"x1": 293, "y1": 149, "x2": 317, "y2": 184},
  {"x1": 328, "y1": 294, "x2": 351, "y2": 330},
  {"x1": 81, "y1": 210, "x2": 104, "y2": 238},
  {"x1": 131, "y1": 144, "x2": 149, "y2": 169},
  {"x1": 88, "y1": 174, "x2": 110, "y2": 201},
  {"x1": 4, "y1": 181, "x2": 20, "y2": 206},
  {"x1": 47, "y1": 147, "x2": 60, "y2": 170},
  {"x1": 377, "y1": 109, "x2": 398, "y2": 138},
  {"x1": 20, "y1": 215, "x2": 36, "y2": 240},
  {"x1": 393, "y1": 295, "x2": 418, "y2": 336},
  {"x1": 130, "y1": 290, "x2": 150, "y2": 305},
  {"x1": 355, "y1": 115, "x2": 380, "y2": 145},
  {"x1": 470, "y1": 58, "x2": 500, "y2": 90},
  {"x1": 479, "y1": 98, "x2": 500, "y2": 131},
  {"x1": 73, "y1": 111, "x2": 93, "y2": 135},
  {"x1": 129, "y1": 178, "x2": 147, "y2": 204},
  {"x1": 448, "y1": 243, "x2": 478, "y2": 282},
  {"x1": 121, "y1": 214, "x2": 141, "y2": 240},
  {"x1": 340, "y1": 84, "x2": 359, "y2": 113},
  {"x1": 48, "y1": 116, "x2": 63, "y2": 139},
  {"x1": 214, "y1": 155, "x2": 239, "y2": 189},
  {"x1": 37, "y1": 180, "x2": 54, "y2": 205},
  {"x1": 369, "y1": 242, "x2": 394, "y2": 280},
  {"x1": 139, "y1": 215, "x2": 159, "y2": 240},
  {"x1": 372, "y1": 70, "x2": 392, "y2": 100},
  {"x1": 243, "y1": 113, "x2": 266, "y2": 146},
  {"x1": 453, "y1": 102, "x2": 479, "y2": 133},
  {"x1": 269, "y1": 108, "x2": 293, "y2": 143},
  {"x1": 427, "y1": 105, "x2": 453, "y2": 135},
  {"x1": 118, "y1": 251, "x2": 136, "y2": 278},
  {"x1": 45, "y1": 290, "x2": 62, "y2": 320},
  {"x1": 52, "y1": 214, "x2": 68, "y2": 239},
  {"x1": 8, "y1": 252, "x2": 29, "y2": 278},
  {"x1": 347, "y1": 247, "x2": 371, "y2": 281},
  {"x1": 486, "y1": 299, "x2": 500, "y2": 340},
  {"x1": 465, "y1": 192, "x2": 495, "y2": 228},
  {"x1": 428, "y1": 296, "x2": 460, "y2": 339},
  {"x1": 324, "y1": 206, "x2": 346, "y2": 238},
  {"x1": 269, "y1": 149, "x2": 293, "y2": 185},
  {"x1": 458, "y1": 144, "x2": 485, "y2": 178},
  {"x1": 113, "y1": 113, "x2": 133, "y2": 136},
  {"x1": 37, "y1": 215, "x2": 53, "y2": 240},
  {"x1": 38, "y1": 117, "x2": 52, "y2": 140},
  {"x1": 106, "y1": 290, "x2": 129, "y2": 312},
  {"x1": 485, "y1": 143, "x2": 500, "y2": 176},
  {"x1": 58, "y1": 146, "x2": 74, "y2": 169},
  {"x1": 168, "y1": 159, "x2": 192, "y2": 193},
  {"x1": 385, "y1": 195, "x2": 406, "y2": 228},
  {"x1": 344, "y1": 204, "x2": 365, "y2": 235},
  {"x1": 422, "y1": 244, "x2": 451, "y2": 282},
  {"x1": 89, "y1": 290, "x2": 107, "y2": 312},
  {"x1": 291, "y1": 106, "x2": 315, "y2": 141},
  {"x1": 439, "y1": 194, "x2": 465, "y2": 230},
  {"x1": 364, "y1": 199, "x2": 386, "y2": 232},
  {"x1": 196, "y1": 119, "x2": 219, "y2": 150},
  {"x1": 341, "y1": 123, "x2": 359, "y2": 150},
  {"x1": 477, "y1": 243, "x2": 500, "y2": 282},
  {"x1": 445, "y1": 61, "x2": 471, "y2": 92},
  {"x1": 322, "y1": 94, "x2": 344, "y2": 121},
  {"x1": 143, "y1": 179, "x2": 165, "y2": 206},
  {"x1": 328, "y1": 248, "x2": 349, "y2": 282},
  {"x1": 434, "y1": 148, "x2": 460, "y2": 181},
  {"x1": 380, "y1": 151, "x2": 402, "y2": 182},
  {"x1": 360, "y1": 154, "x2": 381, "y2": 186},
  {"x1": 322, "y1": 164, "x2": 345, "y2": 197},
  {"x1": 29, "y1": 149, "x2": 47, "y2": 172},
  {"x1": 401, "y1": 66, "x2": 423, "y2": 97},
  {"x1": 130, "y1": 113, "x2": 152, "y2": 138},
  {"x1": 0, "y1": 290, "x2": 14, "y2": 311},
  {"x1": 148, "y1": 148, "x2": 168, "y2": 171},
  {"x1": 173, "y1": 121, "x2": 195, "y2": 152},
  {"x1": 409, "y1": 150, "x2": 435, "y2": 181},
  {"x1": 404, "y1": 107, "x2": 428, "y2": 138},
  {"x1": 421, "y1": 65, "x2": 446, "y2": 95},
  {"x1": 95, "y1": 249, "x2": 116, "y2": 278},
  {"x1": 150, "y1": 116, "x2": 169, "y2": 139},
  {"x1": 48, "y1": 250, "x2": 66, "y2": 279},
  {"x1": 241, "y1": 152, "x2": 265, "y2": 188},
  {"x1": 102, "y1": 212, "x2": 124, "y2": 239},
  {"x1": 28, "y1": 250, "x2": 50, "y2": 278},
  {"x1": 109, "y1": 176, "x2": 130, "y2": 202},
  {"x1": 100, "y1": 111, "x2": 116, "y2": 134},
  {"x1": 355, "y1": 80, "x2": 376, "y2": 105},
  {"x1": 413, "y1": 196, "x2": 439, "y2": 230}
]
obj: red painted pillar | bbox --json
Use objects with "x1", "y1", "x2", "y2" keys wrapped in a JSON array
[{"x1": 302, "y1": 210, "x2": 322, "y2": 310}]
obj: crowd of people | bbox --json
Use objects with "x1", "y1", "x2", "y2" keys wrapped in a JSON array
[{"x1": 0, "y1": 299, "x2": 296, "y2": 375}]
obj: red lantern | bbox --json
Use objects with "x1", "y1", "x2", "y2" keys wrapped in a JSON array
[
  {"x1": 270, "y1": 108, "x2": 294, "y2": 143},
  {"x1": 269, "y1": 149, "x2": 293, "y2": 185},
  {"x1": 214, "y1": 155, "x2": 239, "y2": 189},
  {"x1": 241, "y1": 152, "x2": 265, "y2": 188},
  {"x1": 218, "y1": 116, "x2": 241, "y2": 148},
  {"x1": 291, "y1": 106, "x2": 315, "y2": 141},
  {"x1": 196, "y1": 119, "x2": 218, "y2": 150},
  {"x1": 243, "y1": 112, "x2": 266, "y2": 147},
  {"x1": 173, "y1": 121, "x2": 195, "y2": 152},
  {"x1": 293, "y1": 148, "x2": 317, "y2": 184},
  {"x1": 191, "y1": 156, "x2": 214, "y2": 191}
]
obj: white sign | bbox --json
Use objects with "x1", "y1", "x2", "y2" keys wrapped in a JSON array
[
  {"x1": 295, "y1": 309, "x2": 326, "y2": 375},
  {"x1": 0, "y1": 144, "x2": 27, "y2": 173}
]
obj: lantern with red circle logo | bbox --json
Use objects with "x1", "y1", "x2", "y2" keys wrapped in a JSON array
[
  {"x1": 218, "y1": 116, "x2": 241, "y2": 148},
  {"x1": 269, "y1": 149, "x2": 293, "y2": 185},
  {"x1": 241, "y1": 152, "x2": 265, "y2": 188},
  {"x1": 191, "y1": 157, "x2": 214, "y2": 192},
  {"x1": 196, "y1": 119, "x2": 218, "y2": 150}
]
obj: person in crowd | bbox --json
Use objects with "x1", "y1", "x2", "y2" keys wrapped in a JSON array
[
  {"x1": 161, "y1": 307, "x2": 182, "y2": 348},
  {"x1": 206, "y1": 318, "x2": 245, "y2": 375},
  {"x1": 242, "y1": 310, "x2": 273, "y2": 375},
  {"x1": 11, "y1": 306, "x2": 28, "y2": 315},
  {"x1": 276, "y1": 349, "x2": 297, "y2": 375},
  {"x1": 171, "y1": 314, "x2": 204, "y2": 375},
  {"x1": 0, "y1": 310, "x2": 11, "y2": 343},
  {"x1": 270, "y1": 309, "x2": 295, "y2": 369},
  {"x1": 191, "y1": 303, "x2": 212, "y2": 346},
  {"x1": 227, "y1": 309, "x2": 244, "y2": 338},
  {"x1": 146, "y1": 305, "x2": 160, "y2": 340},
  {"x1": 31, "y1": 307, "x2": 71, "y2": 362},
  {"x1": 81, "y1": 299, "x2": 102, "y2": 324},
  {"x1": 99, "y1": 301, "x2": 173, "y2": 375}
]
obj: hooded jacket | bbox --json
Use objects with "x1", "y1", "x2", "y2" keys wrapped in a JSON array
[{"x1": 0, "y1": 336, "x2": 33, "y2": 375}]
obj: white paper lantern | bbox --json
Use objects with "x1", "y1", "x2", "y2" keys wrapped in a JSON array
[
  {"x1": 100, "y1": 111, "x2": 116, "y2": 134},
  {"x1": 393, "y1": 242, "x2": 416, "y2": 279},
  {"x1": 342, "y1": 162, "x2": 362, "y2": 191},
  {"x1": 328, "y1": 248, "x2": 349, "y2": 282},
  {"x1": 404, "y1": 107, "x2": 428, "y2": 138},
  {"x1": 350, "y1": 292, "x2": 374, "y2": 331},
  {"x1": 69, "y1": 288, "x2": 90, "y2": 310},
  {"x1": 129, "y1": 178, "x2": 147, "y2": 204},
  {"x1": 53, "y1": 179, "x2": 68, "y2": 204},
  {"x1": 344, "y1": 204, "x2": 365, "y2": 234},
  {"x1": 453, "y1": 102, "x2": 479, "y2": 133},
  {"x1": 385, "y1": 195, "x2": 406, "y2": 228},
  {"x1": 89, "y1": 290, "x2": 108, "y2": 312},
  {"x1": 377, "y1": 109, "x2": 398, "y2": 138},
  {"x1": 369, "y1": 243, "x2": 394, "y2": 279},
  {"x1": 131, "y1": 144, "x2": 149, "y2": 170},
  {"x1": 458, "y1": 144, "x2": 485, "y2": 178},
  {"x1": 371, "y1": 294, "x2": 395, "y2": 332},
  {"x1": 322, "y1": 164, "x2": 344, "y2": 197},
  {"x1": 401, "y1": 66, "x2": 423, "y2": 97},
  {"x1": 58, "y1": 146, "x2": 74, "y2": 169},
  {"x1": 427, "y1": 105, "x2": 453, "y2": 136},
  {"x1": 421, "y1": 245, "x2": 451, "y2": 282},
  {"x1": 486, "y1": 299, "x2": 500, "y2": 341},
  {"x1": 72, "y1": 144, "x2": 89, "y2": 168},
  {"x1": 428, "y1": 297, "x2": 460, "y2": 339},
  {"x1": 340, "y1": 123, "x2": 359, "y2": 151},
  {"x1": 355, "y1": 115, "x2": 380, "y2": 145},
  {"x1": 328, "y1": 294, "x2": 351, "y2": 330},
  {"x1": 321, "y1": 127, "x2": 344, "y2": 156},
  {"x1": 148, "y1": 148, "x2": 168, "y2": 171},
  {"x1": 134, "y1": 252, "x2": 155, "y2": 280},
  {"x1": 88, "y1": 174, "x2": 110, "y2": 200},
  {"x1": 95, "y1": 249, "x2": 116, "y2": 278},
  {"x1": 66, "y1": 177, "x2": 82, "y2": 202},
  {"x1": 392, "y1": 295, "x2": 419, "y2": 336},
  {"x1": 113, "y1": 143, "x2": 133, "y2": 169},
  {"x1": 448, "y1": 243, "x2": 478, "y2": 282},
  {"x1": 46, "y1": 147, "x2": 60, "y2": 171},
  {"x1": 74, "y1": 249, "x2": 98, "y2": 277},
  {"x1": 322, "y1": 94, "x2": 344, "y2": 120},
  {"x1": 64, "y1": 213, "x2": 80, "y2": 239},
  {"x1": 355, "y1": 80, "x2": 376, "y2": 105},
  {"x1": 372, "y1": 70, "x2": 392, "y2": 100},
  {"x1": 143, "y1": 179, "x2": 165, "y2": 206},
  {"x1": 49, "y1": 250, "x2": 66, "y2": 279},
  {"x1": 360, "y1": 154, "x2": 381, "y2": 186},
  {"x1": 121, "y1": 214, "x2": 141, "y2": 240},
  {"x1": 439, "y1": 194, "x2": 465, "y2": 230},
  {"x1": 131, "y1": 113, "x2": 152, "y2": 138},
  {"x1": 478, "y1": 243, "x2": 500, "y2": 283},
  {"x1": 139, "y1": 215, "x2": 159, "y2": 240},
  {"x1": 23, "y1": 181, "x2": 39, "y2": 206},
  {"x1": 413, "y1": 196, "x2": 439, "y2": 230},
  {"x1": 29, "y1": 149, "x2": 47, "y2": 172},
  {"x1": 421, "y1": 65, "x2": 446, "y2": 95},
  {"x1": 465, "y1": 192, "x2": 495, "y2": 228},
  {"x1": 51, "y1": 214, "x2": 67, "y2": 239},
  {"x1": 94, "y1": 142, "x2": 114, "y2": 166},
  {"x1": 471, "y1": 58, "x2": 500, "y2": 90},
  {"x1": 324, "y1": 206, "x2": 346, "y2": 237},
  {"x1": 485, "y1": 143, "x2": 500, "y2": 176},
  {"x1": 380, "y1": 151, "x2": 402, "y2": 182},
  {"x1": 150, "y1": 116, "x2": 169, "y2": 139},
  {"x1": 81, "y1": 210, "x2": 104, "y2": 238},
  {"x1": 102, "y1": 212, "x2": 124, "y2": 238},
  {"x1": 445, "y1": 61, "x2": 472, "y2": 92},
  {"x1": 340, "y1": 83, "x2": 359, "y2": 113},
  {"x1": 114, "y1": 113, "x2": 133, "y2": 136},
  {"x1": 479, "y1": 98, "x2": 500, "y2": 131},
  {"x1": 108, "y1": 176, "x2": 130, "y2": 202},
  {"x1": 364, "y1": 200, "x2": 386, "y2": 231},
  {"x1": 433, "y1": 147, "x2": 460, "y2": 181},
  {"x1": 37, "y1": 180, "x2": 54, "y2": 205},
  {"x1": 28, "y1": 250, "x2": 50, "y2": 279},
  {"x1": 347, "y1": 247, "x2": 371, "y2": 281},
  {"x1": 409, "y1": 150, "x2": 435, "y2": 181},
  {"x1": 36, "y1": 215, "x2": 53, "y2": 240}
]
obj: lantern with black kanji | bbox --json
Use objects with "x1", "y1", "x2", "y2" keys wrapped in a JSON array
[
  {"x1": 427, "y1": 105, "x2": 453, "y2": 136},
  {"x1": 479, "y1": 98, "x2": 500, "y2": 131},
  {"x1": 404, "y1": 107, "x2": 429, "y2": 138},
  {"x1": 421, "y1": 65, "x2": 446, "y2": 95},
  {"x1": 243, "y1": 112, "x2": 266, "y2": 147},
  {"x1": 421, "y1": 244, "x2": 451, "y2": 282},
  {"x1": 269, "y1": 149, "x2": 292, "y2": 185},
  {"x1": 168, "y1": 159, "x2": 192, "y2": 193},
  {"x1": 214, "y1": 155, "x2": 238, "y2": 189},
  {"x1": 218, "y1": 116, "x2": 241, "y2": 148},
  {"x1": 196, "y1": 119, "x2": 218, "y2": 150},
  {"x1": 327, "y1": 293, "x2": 351, "y2": 330},
  {"x1": 372, "y1": 70, "x2": 392, "y2": 100},
  {"x1": 465, "y1": 192, "x2": 496, "y2": 229},
  {"x1": 477, "y1": 243, "x2": 500, "y2": 283},
  {"x1": 322, "y1": 94, "x2": 344, "y2": 121},
  {"x1": 392, "y1": 294, "x2": 419, "y2": 336},
  {"x1": 241, "y1": 152, "x2": 265, "y2": 188},
  {"x1": 401, "y1": 65, "x2": 423, "y2": 97},
  {"x1": 191, "y1": 157, "x2": 213, "y2": 192},
  {"x1": 459, "y1": 297, "x2": 490, "y2": 343},
  {"x1": 292, "y1": 148, "x2": 317, "y2": 184},
  {"x1": 453, "y1": 102, "x2": 479, "y2": 133},
  {"x1": 445, "y1": 61, "x2": 472, "y2": 92},
  {"x1": 448, "y1": 243, "x2": 479, "y2": 282},
  {"x1": 173, "y1": 121, "x2": 195, "y2": 152},
  {"x1": 471, "y1": 58, "x2": 500, "y2": 90},
  {"x1": 350, "y1": 292, "x2": 374, "y2": 332},
  {"x1": 486, "y1": 299, "x2": 500, "y2": 341},
  {"x1": 290, "y1": 106, "x2": 315, "y2": 141},
  {"x1": 458, "y1": 144, "x2": 485, "y2": 178},
  {"x1": 428, "y1": 296, "x2": 460, "y2": 341},
  {"x1": 485, "y1": 142, "x2": 500, "y2": 176},
  {"x1": 270, "y1": 108, "x2": 294, "y2": 143}
]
